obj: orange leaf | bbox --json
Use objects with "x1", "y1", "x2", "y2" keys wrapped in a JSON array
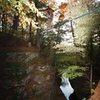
[
  {"x1": 59, "y1": 14, "x2": 65, "y2": 20},
  {"x1": 59, "y1": 3, "x2": 68, "y2": 9}
]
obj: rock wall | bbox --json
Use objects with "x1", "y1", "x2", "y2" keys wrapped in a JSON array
[
  {"x1": 0, "y1": 50, "x2": 66, "y2": 100},
  {"x1": 0, "y1": 33, "x2": 66, "y2": 100},
  {"x1": 0, "y1": 51, "x2": 38, "y2": 100},
  {"x1": 89, "y1": 81, "x2": 100, "y2": 100}
]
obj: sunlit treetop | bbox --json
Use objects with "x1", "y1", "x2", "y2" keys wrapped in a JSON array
[
  {"x1": 58, "y1": 3, "x2": 69, "y2": 20},
  {"x1": 0, "y1": 0, "x2": 94, "y2": 30},
  {"x1": 0, "y1": 0, "x2": 47, "y2": 29},
  {"x1": 41, "y1": 0, "x2": 57, "y2": 9},
  {"x1": 58, "y1": 0, "x2": 92, "y2": 20}
]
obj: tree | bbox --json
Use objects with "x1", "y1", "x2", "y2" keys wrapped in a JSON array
[
  {"x1": 52, "y1": 0, "x2": 100, "y2": 95},
  {"x1": 32, "y1": 0, "x2": 57, "y2": 50},
  {"x1": 68, "y1": 0, "x2": 100, "y2": 94},
  {"x1": 0, "y1": 0, "x2": 46, "y2": 32}
]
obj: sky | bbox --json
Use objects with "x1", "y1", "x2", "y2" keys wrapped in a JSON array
[
  {"x1": 53, "y1": 0, "x2": 68, "y2": 23},
  {"x1": 55, "y1": 0, "x2": 67, "y2": 6},
  {"x1": 55, "y1": 0, "x2": 100, "y2": 5},
  {"x1": 55, "y1": 0, "x2": 67, "y2": 3}
]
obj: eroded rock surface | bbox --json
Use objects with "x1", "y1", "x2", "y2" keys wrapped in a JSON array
[{"x1": 89, "y1": 81, "x2": 100, "y2": 100}]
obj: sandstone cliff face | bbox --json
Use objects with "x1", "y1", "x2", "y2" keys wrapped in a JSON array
[
  {"x1": 0, "y1": 33, "x2": 66, "y2": 100},
  {"x1": 89, "y1": 81, "x2": 100, "y2": 100},
  {"x1": 0, "y1": 51, "x2": 66, "y2": 100}
]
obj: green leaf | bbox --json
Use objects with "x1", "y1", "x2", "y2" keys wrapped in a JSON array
[{"x1": 91, "y1": 89, "x2": 94, "y2": 94}]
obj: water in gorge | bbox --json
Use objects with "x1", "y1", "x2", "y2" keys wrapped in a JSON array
[{"x1": 60, "y1": 76, "x2": 74, "y2": 100}]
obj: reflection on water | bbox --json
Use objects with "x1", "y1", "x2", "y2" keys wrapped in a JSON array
[{"x1": 60, "y1": 77, "x2": 74, "y2": 100}]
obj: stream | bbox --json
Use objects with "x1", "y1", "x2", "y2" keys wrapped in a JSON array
[{"x1": 60, "y1": 76, "x2": 74, "y2": 100}]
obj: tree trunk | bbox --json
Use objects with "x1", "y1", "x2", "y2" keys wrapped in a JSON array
[
  {"x1": 2, "y1": 14, "x2": 6, "y2": 32},
  {"x1": 22, "y1": 26, "x2": 24, "y2": 38},
  {"x1": 90, "y1": 65, "x2": 93, "y2": 95},
  {"x1": 36, "y1": 15, "x2": 40, "y2": 51},
  {"x1": 70, "y1": 20, "x2": 75, "y2": 45},
  {"x1": 89, "y1": 35, "x2": 93, "y2": 95},
  {"x1": 13, "y1": 15, "x2": 19, "y2": 31},
  {"x1": 29, "y1": 21, "x2": 32, "y2": 38},
  {"x1": 36, "y1": 29, "x2": 40, "y2": 51}
]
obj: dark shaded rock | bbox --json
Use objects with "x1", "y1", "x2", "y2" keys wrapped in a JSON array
[
  {"x1": 69, "y1": 92, "x2": 79, "y2": 100},
  {"x1": 70, "y1": 77, "x2": 90, "y2": 100}
]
